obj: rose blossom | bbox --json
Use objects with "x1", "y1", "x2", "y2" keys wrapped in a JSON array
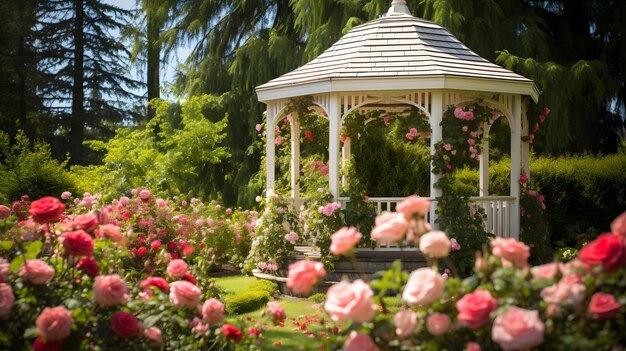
[
  {"x1": 465, "y1": 342, "x2": 481, "y2": 351},
  {"x1": 265, "y1": 301, "x2": 286, "y2": 325},
  {"x1": 286, "y1": 260, "x2": 326, "y2": 294},
  {"x1": 221, "y1": 324, "x2": 243, "y2": 342},
  {"x1": 0, "y1": 205, "x2": 10, "y2": 220},
  {"x1": 531, "y1": 262, "x2": 563, "y2": 280},
  {"x1": 394, "y1": 310, "x2": 417, "y2": 337},
  {"x1": 36, "y1": 306, "x2": 73, "y2": 341},
  {"x1": 143, "y1": 327, "x2": 163, "y2": 347},
  {"x1": 456, "y1": 290, "x2": 498, "y2": 329},
  {"x1": 344, "y1": 331, "x2": 380, "y2": 351},
  {"x1": 284, "y1": 231, "x2": 299, "y2": 244},
  {"x1": 95, "y1": 224, "x2": 123, "y2": 242},
  {"x1": 169, "y1": 280, "x2": 202, "y2": 308},
  {"x1": 540, "y1": 278, "x2": 586, "y2": 309},
  {"x1": 93, "y1": 275, "x2": 129, "y2": 307},
  {"x1": 0, "y1": 283, "x2": 14, "y2": 320},
  {"x1": 419, "y1": 231, "x2": 451, "y2": 258},
  {"x1": 29, "y1": 196, "x2": 65, "y2": 224},
  {"x1": 201, "y1": 298, "x2": 225, "y2": 324},
  {"x1": 167, "y1": 259, "x2": 188, "y2": 280},
  {"x1": 402, "y1": 268, "x2": 444, "y2": 306},
  {"x1": 33, "y1": 336, "x2": 61, "y2": 351},
  {"x1": 396, "y1": 195, "x2": 431, "y2": 218},
  {"x1": 62, "y1": 230, "x2": 94, "y2": 257},
  {"x1": 426, "y1": 313, "x2": 451, "y2": 336},
  {"x1": 454, "y1": 107, "x2": 464, "y2": 118},
  {"x1": 491, "y1": 306, "x2": 545, "y2": 351},
  {"x1": 330, "y1": 227, "x2": 362, "y2": 255},
  {"x1": 76, "y1": 257, "x2": 99, "y2": 278},
  {"x1": 587, "y1": 292, "x2": 622, "y2": 320},
  {"x1": 611, "y1": 211, "x2": 626, "y2": 237},
  {"x1": 19, "y1": 259, "x2": 55, "y2": 285},
  {"x1": 491, "y1": 237, "x2": 530, "y2": 268},
  {"x1": 110, "y1": 311, "x2": 140, "y2": 338},
  {"x1": 71, "y1": 214, "x2": 99, "y2": 232},
  {"x1": 139, "y1": 189, "x2": 151, "y2": 200},
  {"x1": 578, "y1": 233, "x2": 626, "y2": 272},
  {"x1": 371, "y1": 212, "x2": 409, "y2": 243},
  {"x1": 325, "y1": 279, "x2": 376, "y2": 323}
]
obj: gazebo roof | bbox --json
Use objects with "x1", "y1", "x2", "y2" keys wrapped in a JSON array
[{"x1": 256, "y1": 1, "x2": 539, "y2": 102}]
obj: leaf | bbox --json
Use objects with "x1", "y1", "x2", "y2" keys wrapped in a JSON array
[
  {"x1": 0, "y1": 241, "x2": 12, "y2": 250},
  {"x1": 23, "y1": 327, "x2": 39, "y2": 339},
  {"x1": 9, "y1": 256, "x2": 24, "y2": 272},
  {"x1": 25, "y1": 241, "x2": 43, "y2": 259}
]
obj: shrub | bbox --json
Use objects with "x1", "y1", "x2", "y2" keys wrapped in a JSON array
[
  {"x1": 250, "y1": 279, "x2": 278, "y2": 295},
  {"x1": 225, "y1": 290, "x2": 271, "y2": 315},
  {"x1": 308, "y1": 293, "x2": 326, "y2": 303}
]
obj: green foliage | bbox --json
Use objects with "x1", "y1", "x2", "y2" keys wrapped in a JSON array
[
  {"x1": 308, "y1": 293, "x2": 326, "y2": 303},
  {"x1": 0, "y1": 131, "x2": 78, "y2": 201},
  {"x1": 225, "y1": 290, "x2": 271, "y2": 315},
  {"x1": 250, "y1": 279, "x2": 278, "y2": 295},
  {"x1": 83, "y1": 95, "x2": 229, "y2": 200}
]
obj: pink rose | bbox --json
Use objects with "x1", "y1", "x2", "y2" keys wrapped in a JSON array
[
  {"x1": 201, "y1": 298, "x2": 225, "y2": 324},
  {"x1": 465, "y1": 342, "x2": 481, "y2": 351},
  {"x1": 456, "y1": 290, "x2": 498, "y2": 330},
  {"x1": 587, "y1": 292, "x2": 622, "y2": 320},
  {"x1": 286, "y1": 260, "x2": 326, "y2": 295},
  {"x1": 255, "y1": 124, "x2": 262, "y2": 132},
  {"x1": 0, "y1": 283, "x2": 14, "y2": 320},
  {"x1": 531, "y1": 262, "x2": 563, "y2": 280},
  {"x1": 394, "y1": 310, "x2": 417, "y2": 337},
  {"x1": 111, "y1": 311, "x2": 140, "y2": 338},
  {"x1": 325, "y1": 279, "x2": 376, "y2": 323},
  {"x1": 167, "y1": 259, "x2": 188, "y2": 280},
  {"x1": 139, "y1": 189, "x2": 151, "y2": 200},
  {"x1": 611, "y1": 211, "x2": 626, "y2": 237},
  {"x1": 36, "y1": 306, "x2": 73, "y2": 341},
  {"x1": 0, "y1": 205, "x2": 10, "y2": 220},
  {"x1": 540, "y1": 278, "x2": 586, "y2": 310},
  {"x1": 402, "y1": 268, "x2": 444, "y2": 306},
  {"x1": 344, "y1": 331, "x2": 380, "y2": 351},
  {"x1": 419, "y1": 231, "x2": 451, "y2": 258},
  {"x1": 169, "y1": 280, "x2": 202, "y2": 308},
  {"x1": 330, "y1": 227, "x2": 362, "y2": 255},
  {"x1": 71, "y1": 214, "x2": 99, "y2": 232},
  {"x1": 454, "y1": 107, "x2": 464, "y2": 118},
  {"x1": 396, "y1": 195, "x2": 431, "y2": 218},
  {"x1": 265, "y1": 301, "x2": 286, "y2": 325},
  {"x1": 62, "y1": 230, "x2": 94, "y2": 257},
  {"x1": 491, "y1": 237, "x2": 530, "y2": 268},
  {"x1": 93, "y1": 275, "x2": 129, "y2": 307},
  {"x1": 95, "y1": 224, "x2": 122, "y2": 242},
  {"x1": 371, "y1": 212, "x2": 409, "y2": 243},
  {"x1": 143, "y1": 327, "x2": 163, "y2": 347},
  {"x1": 491, "y1": 307, "x2": 545, "y2": 351},
  {"x1": 426, "y1": 313, "x2": 451, "y2": 336},
  {"x1": 19, "y1": 259, "x2": 55, "y2": 285},
  {"x1": 29, "y1": 196, "x2": 65, "y2": 224}
]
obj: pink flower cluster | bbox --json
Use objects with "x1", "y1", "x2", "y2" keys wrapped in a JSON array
[
  {"x1": 307, "y1": 160, "x2": 329, "y2": 176},
  {"x1": 454, "y1": 107, "x2": 475, "y2": 121},
  {"x1": 319, "y1": 202, "x2": 341, "y2": 217}
]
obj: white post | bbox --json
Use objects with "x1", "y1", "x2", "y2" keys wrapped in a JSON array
[
  {"x1": 479, "y1": 135, "x2": 490, "y2": 196},
  {"x1": 430, "y1": 91, "x2": 443, "y2": 228},
  {"x1": 510, "y1": 95, "x2": 522, "y2": 239},
  {"x1": 329, "y1": 94, "x2": 341, "y2": 199},
  {"x1": 290, "y1": 113, "x2": 300, "y2": 201},
  {"x1": 521, "y1": 101, "x2": 531, "y2": 180},
  {"x1": 265, "y1": 110, "x2": 275, "y2": 194},
  {"x1": 341, "y1": 137, "x2": 351, "y2": 187}
]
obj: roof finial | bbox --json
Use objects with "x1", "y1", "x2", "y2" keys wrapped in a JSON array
[{"x1": 387, "y1": 0, "x2": 411, "y2": 16}]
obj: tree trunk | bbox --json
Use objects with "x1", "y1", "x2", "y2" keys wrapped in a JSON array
[
  {"x1": 70, "y1": 0, "x2": 85, "y2": 162},
  {"x1": 146, "y1": 0, "x2": 160, "y2": 120}
]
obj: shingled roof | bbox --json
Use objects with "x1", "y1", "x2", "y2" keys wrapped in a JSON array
[{"x1": 256, "y1": 1, "x2": 538, "y2": 101}]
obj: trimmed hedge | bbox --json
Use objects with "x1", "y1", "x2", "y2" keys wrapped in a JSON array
[
  {"x1": 225, "y1": 290, "x2": 271, "y2": 315},
  {"x1": 451, "y1": 153, "x2": 626, "y2": 249},
  {"x1": 250, "y1": 279, "x2": 278, "y2": 295}
]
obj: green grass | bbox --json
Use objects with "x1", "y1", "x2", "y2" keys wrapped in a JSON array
[{"x1": 213, "y1": 275, "x2": 262, "y2": 295}]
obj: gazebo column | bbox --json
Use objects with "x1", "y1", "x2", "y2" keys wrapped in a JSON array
[
  {"x1": 510, "y1": 95, "x2": 522, "y2": 239},
  {"x1": 265, "y1": 111, "x2": 275, "y2": 194},
  {"x1": 328, "y1": 94, "x2": 341, "y2": 198},
  {"x1": 520, "y1": 102, "x2": 531, "y2": 180},
  {"x1": 429, "y1": 91, "x2": 443, "y2": 227},
  {"x1": 341, "y1": 137, "x2": 351, "y2": 187},
  {"x1": 290, "y1": 114, "x2": 300, "y2": 202},
  {"x1": 479, "y1": 137, "x2": 489, "y2": 196}
]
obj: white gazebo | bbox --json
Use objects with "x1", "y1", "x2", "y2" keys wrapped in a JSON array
[{"x1": 255, "y1": 0, "x2": 539, "y2": 239}]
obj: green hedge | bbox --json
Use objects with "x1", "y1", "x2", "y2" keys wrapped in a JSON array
[
  {"x1": 250, "y1": 279, "x2": 278, "y2": 295},
  {"x1": 451, "y1": 153, "x2": 626, "y2": 249},
  {"x1": 225, "y1": 290, "x2": 271, "y2": 315}
]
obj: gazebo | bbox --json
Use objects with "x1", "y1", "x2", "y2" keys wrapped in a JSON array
[{"x1": 255, "y1": 0, "x2": 539, "y2": 239}]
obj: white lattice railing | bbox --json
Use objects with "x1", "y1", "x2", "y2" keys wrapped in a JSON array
[{"x1": 337, "y1": 196, "x2": 514, "y2": 245}]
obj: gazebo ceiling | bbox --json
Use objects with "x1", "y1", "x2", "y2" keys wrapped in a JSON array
[{"x1": 256, "y1": 1, "x2": 539, "y2": 102}]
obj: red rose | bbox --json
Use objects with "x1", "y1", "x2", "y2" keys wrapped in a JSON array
[
  {"x1": 456, "y1": 290, "x2": 498, "y2": 330},
  {"x1": 578, "y1": 233, "x2": 626, "y2": 272},
  {"x1": 151, "y1": 240, "x2": 161, "y2": 251},
  {"x1": 136, "y1": 247, "x2": 148, "y2": 256},
  {"x1": 110, "y1": 311, "x2": 140, "y2": 338},
  {"x1": 76, "y1": 257, "x2": 99, "y2": 278},
  {"x1": 33, "y1": 336, "x2": 62, "y2": 351},
  {"x1": 247, "y1": 327, "x2": 261, "y2": 337},
  {"x1": 587, "y1": 292, "x2": 622, "y2": 320},
  {"x1": 140, "y1": 276, "x2": 170, "y2": 293},
  {"x1": 29, "y1": 197, "x2": 65, "y2": 224},
  {"x1": 183, "y1": 272, "x2": 197, "y2": 285},
  {"x1": 11, "y1": 201, "x2": 28, "y2": 220},
  {"x1": 62, "y1": 230, "x2": 94, "y2": 256},
  {"x1": 221, "y1": 323, "x2": 243, "y2": 342}
]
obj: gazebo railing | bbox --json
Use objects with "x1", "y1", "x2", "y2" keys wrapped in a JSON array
[{"x1": 337, "y1": 195, "x2": 514, "y2": 243}]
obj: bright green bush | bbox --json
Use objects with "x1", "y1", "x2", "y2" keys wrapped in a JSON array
[
  {"x1": 225, "y1": 290, "x2": 271, "y2": 315},
  {"x1": 308, "y1": 293, "x2": 326, "y2": 303},
  {"x1": 250, "y1": 279, "x2": 278, "y2": 295},
  {"x1": 0, "y1": 131, "x2": 78, "y2": 201}
]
